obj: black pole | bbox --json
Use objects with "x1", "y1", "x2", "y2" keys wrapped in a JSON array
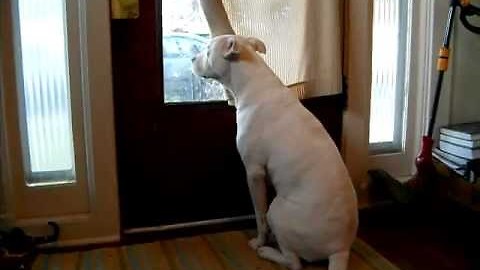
[
  {"x1": 426, "y1": 3, "x2": 458, "y2": 137},
  {"x1": 405, "y1": 1, "x2": 460, "y2": 192}
]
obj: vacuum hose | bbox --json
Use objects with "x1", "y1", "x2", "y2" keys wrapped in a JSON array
[{"x1": 460, "y1": 2, "x2": 480, "y2": 34}]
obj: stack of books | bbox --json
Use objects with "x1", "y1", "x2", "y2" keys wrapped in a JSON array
[{"x1": 433, "y1": 122, "x2": 480, "y2": 183}]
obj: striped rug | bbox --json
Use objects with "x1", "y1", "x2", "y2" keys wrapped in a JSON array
[{"x1": 33, "y1": 231, "x2": 400, "y2": 270}]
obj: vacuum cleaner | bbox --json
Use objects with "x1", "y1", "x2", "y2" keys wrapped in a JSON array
[{"x1": 370, "y1": 0, "x2": 480, "y2": 201}]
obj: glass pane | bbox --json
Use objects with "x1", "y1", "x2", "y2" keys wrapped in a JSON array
[
  {"x1": 369, "y1": 0, "x2": 408, "y2": 147},
  {"x1": 18, "y1": 0, "x2": 75, "y2": 185},
  {"x1": 162, "y1": 0, "x2": 225, "y2": 103}
]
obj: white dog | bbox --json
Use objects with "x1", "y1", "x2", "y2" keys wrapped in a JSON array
[{"x1": 192, "y1": 35, "x2": 358, "y2": 270}]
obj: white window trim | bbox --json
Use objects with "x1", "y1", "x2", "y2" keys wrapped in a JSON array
[
  {"x1": 369, "y1": 0, "x2": 411, "y2": 155},
  {"x1": 0, "y1": 0, "x2": 119, "y2": 245},
  {"x1": 7, "y1": 0, "x2": 90, "y2": 219},
  {"x1": 369, "y1": 1, "x2": 433, "y2": 178}
]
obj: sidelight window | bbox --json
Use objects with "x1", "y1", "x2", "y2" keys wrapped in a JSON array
[
  {"x1": 369, "y1": 0, "x2": 411, "y2": 153},
  {"x1": 15, "y1": 0, "x2": 76, "y2": 185}
]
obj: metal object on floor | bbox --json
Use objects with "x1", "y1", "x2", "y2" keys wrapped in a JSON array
[{"x1": 0, "y1": 222, "x2": 59, "y2": 270}]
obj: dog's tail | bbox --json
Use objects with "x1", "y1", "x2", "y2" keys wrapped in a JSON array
[{"x1": 328, "y1": 250, "x2": 349, "y2": 270}]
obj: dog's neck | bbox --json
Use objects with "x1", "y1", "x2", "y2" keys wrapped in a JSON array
[{"x1": 224, "y1": 57, "x2": 286, "y2": 110}]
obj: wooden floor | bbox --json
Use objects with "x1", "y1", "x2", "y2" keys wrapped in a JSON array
[
  {"x1": 34, "y1": 230, "x2": 399, "y2": 270},
  {"x1": 358, "y1": 201, "x2": 480, "y2": 270}
]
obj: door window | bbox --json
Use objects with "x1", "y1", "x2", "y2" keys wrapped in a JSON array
[{"x1": 162, "y1": 0, "x2": 224, "y2": 103}]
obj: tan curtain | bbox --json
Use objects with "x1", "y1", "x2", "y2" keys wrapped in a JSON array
[{"x1": 200, "y1": 0, "x2": 344, "y2": 98}]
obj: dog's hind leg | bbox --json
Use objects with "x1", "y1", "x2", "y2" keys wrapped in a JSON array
[
  {"x1": 328, "y1": 250, "x2": 350, "y2": 270},
  {"x1": 257, "y1": 246, "x2": 301, "y2": 270}
]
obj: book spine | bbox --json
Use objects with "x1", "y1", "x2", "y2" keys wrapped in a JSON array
[
  {"x1": 433, "y1": 148, "x2": 469, "y2": 166},
  {"x1": 438, "y1": 141, "x2": 480, "y2": 159},
  {"x1": 432, "y1": 151, "x2": 462, "y2": 169},
  {"x1": 439, "y1": 134, "x2": 480, "y2": 148},
  {"x1": 440, "y1": 128, "x2": 472, "y2": 140}
]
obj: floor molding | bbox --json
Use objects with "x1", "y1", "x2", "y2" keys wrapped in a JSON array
[
  {"x1": 124, "y1": 215, "x2": 255, "y2": 235},
  {"x1": 39, "y1": 235, "x2": 121, "y2": 251}
]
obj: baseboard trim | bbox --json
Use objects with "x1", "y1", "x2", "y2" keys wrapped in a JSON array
[
  {"x1": 39, "y1": 215, "x2": 255, "y2": 251},
  {"x1": 124, "y1": 215, "x2": 255, "y2": 235},
  {"x1": 39, "y1": 235, "x2": 121, "y2": 250},
  {"x1": 14, "y1": 213, "x2": 91, "y2": 227}
]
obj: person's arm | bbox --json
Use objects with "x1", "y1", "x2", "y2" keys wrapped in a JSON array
[{"x1": 199, "y1": 0, "x2": 235, "y2": 36}]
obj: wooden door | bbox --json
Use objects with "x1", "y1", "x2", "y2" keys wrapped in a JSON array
[
  {"x1": 111, "y1": 0, "x2": 345, "y2": 230},
  {"x1": 111, "y1": 1, "x2": 252, "y2": 230}
]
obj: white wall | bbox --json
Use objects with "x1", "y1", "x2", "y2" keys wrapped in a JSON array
[{"x1": 450, "y1": 7, "x2": 480, "y2": 124}]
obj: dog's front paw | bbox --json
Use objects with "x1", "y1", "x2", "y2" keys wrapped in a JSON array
[{"x1": 248, "y1": 237, "x2": 265, "y2": 250}]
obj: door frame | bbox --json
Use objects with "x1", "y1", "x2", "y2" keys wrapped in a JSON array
[
  {"x1": 342, "y1": 0, "x2": 374, "y2": 206},
  {"x1": 0, "y1": 0, "x2": 120, "y2": 246}
]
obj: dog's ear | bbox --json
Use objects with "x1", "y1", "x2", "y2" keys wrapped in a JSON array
[
  {"x1": 223, "y1": 36, "x2": 240, "y2": 60},
  {"x1": 247, "y1": 37, "x2": 266, "y2": 54}
]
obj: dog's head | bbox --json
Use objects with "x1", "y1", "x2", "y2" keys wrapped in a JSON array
[{"x1": 192, "y1": 35, "x2": 266, "y2": 81}]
